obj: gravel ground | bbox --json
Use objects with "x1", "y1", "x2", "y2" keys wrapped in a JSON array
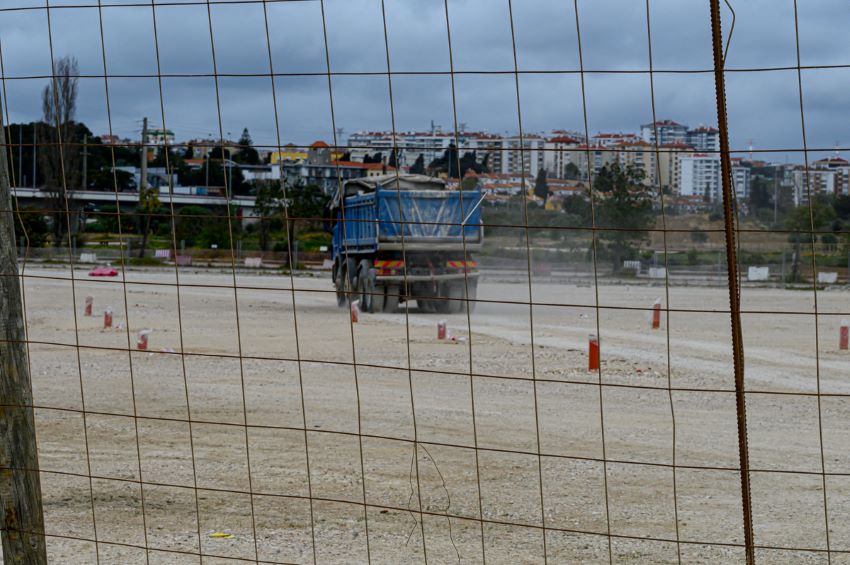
[{"x1": 7, "y1": 266, "x2": 850, "y2": 564}]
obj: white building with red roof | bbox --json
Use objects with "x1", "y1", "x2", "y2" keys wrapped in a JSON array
[
  {"x1": 543, "y1": 135, "x2": 582, "y2": 179},
  {"x1": 641, "y1": 119, "x2": 688, "y2": 146}
]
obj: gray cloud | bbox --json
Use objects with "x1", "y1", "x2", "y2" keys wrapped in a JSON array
[{"x1": 1, "y1": 0, "x2": 849, "y2": 159}]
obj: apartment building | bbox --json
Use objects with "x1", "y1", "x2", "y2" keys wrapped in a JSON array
[
  {"x1": 812, "y1": 157, "x2": 850, "y2": 196},
  {"x1": 686, "y1": 126, "x2": 720, "y2": 153},
  {"x1": 679, "y1": 154, "x2": 721, "y2": 201},
  {"x1": 346, "y1": 130, "x2": 506, "y2": 172},
  {"x1": 657, "y1": 143, "x2": 694, "y2": 194},
  {"x1": 731, "y1": 163, "x2": 752, "y2": 200},
  {"x1": 572, "y1": 144, "x2": 617, "y2": 179},
  {"x1": 640, "y1": 119, "x2": 688, "y2": 146},
  {"x1": 543, "y1": 135, "x2": 581, "y2": 178},
  {"x1": 614, "y1": 140, "x2": 657, "y2": 185},
  {"x1": 591, "y1": 132, "x2": 641, "y2": 148},
  {"x1": 792, "y1": 168, "x2": 838, "y2": 205},
  {"x1": 490, "y1": 135, "x2": 545, "y2": 177}
]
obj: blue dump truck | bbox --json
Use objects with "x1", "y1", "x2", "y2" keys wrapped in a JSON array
[{"x1": 330, "y1": 174, "x2": 483, "y2": 313}]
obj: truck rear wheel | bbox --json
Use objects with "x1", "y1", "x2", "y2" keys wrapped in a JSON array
[
  {"x1": 450, "y1": 279, "x2": 478, "y2": 314},
  {"x1": 466, "y1": 279, "x2": 478, "y2": 313},
  {"x1": 335, "y1": 261, "x2": 348, "y2": 307},
  {"x1": 446, "y1": 282, "x2": 464, "y2": 314},
  {"x1": 371, "y1": 285, "x2": 385, "y2": 313},
  {"x1": 357, "y1": 259, "x2": 374, "y2": 313},
  {"x1": 383, "y1": 284, "x2": 400, "y2": 313},
  {"x1": 433, "y1": 282, "x2": 453, "y2": 314},
  {"x1": 337, "y1": 258, "x2": 357, "y2": 307}
]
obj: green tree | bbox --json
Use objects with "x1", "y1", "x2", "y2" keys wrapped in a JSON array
[
  {"x1": 687, "y1": 248, "x2": 700, "y2": 265},
  {"x1": 41, "y1": 56, "x2": 81, "y2": 246},
  {"x1": 175, "y1": 206, "x2": 209, "y2": 246},
  {"x1": 254, "y1": 181, "x2": 285, "y2": 251},
  {"x1": 460, "y1": 175, "x2": 479, "y2": 192},
  {"x1": 445, "y1": 144, "x2": 460, "y2": 178},
  {"x1": 459, "y1": 151, "x2": 484, "y2": 177},
  {"x1": 14, "y1": 208, "x2": 50, "y2": 248},
  {"x1": 410, "y1": 153, "x2": 426, "y2": 175},
  {"x1": 593, "y1": 164, "x2": 654, "y2": 273},
  {"x1": 236, "y1": 128, "x2": 259, "y2": 165},
  {"x1": 208, "y1": 146, "x2": 231, "y2": 161},
  {"x1": 834, "y1": 195, "x2": 850, "y2": 221},
  {"x1": 88, "y1": 205, "x2": 123, "y2": 234},
  {"x1": 690, "y1": 229, "x2": 708, "y2": 243},
  {"x1": 563, "y1": 162, "x2": 581, "y2": 180},
  {"x1": 427, "y1": 143, "x2": 461, "y2": 177},
  {"x1": 387, "y1": 148, "x2": 399, "y2": 169},
  {"x1": 175, "y1": 205, "x2": 230, "y2": 248},
  {"x1": 284, "y1": 182, "x2": 330, "y2": 250},
  {"x1": 748, "y1": 176, "x2": 772, "y2": 212},
  {"x1": 533, "y1": 168, "x2": 549, "y2": 204},
  {"x1": 136, "y1": 185, "x2": 161, "y2": 258},
  {"x1": 785, "y1": 196, "x2": 836, "y2": 281}
]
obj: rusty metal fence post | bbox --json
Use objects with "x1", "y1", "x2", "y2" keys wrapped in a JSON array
[{"x1": 709, "y1": 1, "x2": 755, "y2": 563}]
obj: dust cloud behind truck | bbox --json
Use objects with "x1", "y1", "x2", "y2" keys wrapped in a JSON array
[{"x1": 330, "y1": 174, "x2": 483, "y2": 313}]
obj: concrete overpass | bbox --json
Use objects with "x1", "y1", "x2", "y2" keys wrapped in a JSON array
[{"x1": 13, "y1": 187, "x2": 256, "y2": 218}]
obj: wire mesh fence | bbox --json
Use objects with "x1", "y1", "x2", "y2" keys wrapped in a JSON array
[{"x1": 3, "y1": 0, "x2": 850, "y2": 563}]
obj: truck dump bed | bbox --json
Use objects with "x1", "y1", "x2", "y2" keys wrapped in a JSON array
[{"x1": 332, "y1": 175, "x2": 483, "y2": 254}]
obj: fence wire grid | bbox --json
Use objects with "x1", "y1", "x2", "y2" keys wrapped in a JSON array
[{"x1": 1, "y1": 1, "x2": 849, "y2": 564}]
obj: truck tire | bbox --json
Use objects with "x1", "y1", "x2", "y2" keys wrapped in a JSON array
[
  {"x1": 371, "y1": 284, "x2": 385, "y2": 313},
  {"x1": 337, "y1": 258, "x2": 357, "y2": 307},
  {"x1": 335, "y1": 260, "x2": 347, "y2": 307},
  {"x1": 434, "y1": 282, "x2": 452, "y2": 314},
  {"x1": 447, "y1": 281, "x2": 464, "y2": 314},
  {"x1": 466, "y1": 278, "x2": 478, "y2": 313},
  {"x1": 357, "y1": 259, "x2": 374, "y2": 313},
  {"x1": 383, "y1": 284, "x2": 400, "y2": 313}
]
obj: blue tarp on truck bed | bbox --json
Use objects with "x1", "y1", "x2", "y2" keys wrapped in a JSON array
[{"x1": 333, "y1": 188, "x2": 482, "y2": 255}]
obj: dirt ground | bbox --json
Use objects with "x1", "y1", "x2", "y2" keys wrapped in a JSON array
[{"x1": 6, "y1": 265, "x2": 850, "y2": 564}]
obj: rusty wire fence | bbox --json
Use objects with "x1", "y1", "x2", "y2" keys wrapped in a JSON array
[{"x1": 2, "y1": 0, "x2": 850, "y2": 564}]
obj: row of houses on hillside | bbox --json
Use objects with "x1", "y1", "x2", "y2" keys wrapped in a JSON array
[{"x1": 347, "y1": 121, "x2": 736, "y2": 203}]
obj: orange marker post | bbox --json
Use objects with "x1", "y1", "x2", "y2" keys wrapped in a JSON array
[
  {"x1": 350, "y1": 300, "x2": 360, "y2": 323},
  {"x1": 84, "y1": 296, "x2": 93, "y2": 317},
  {"x1": 588, "y1": 334, "x2": 599, "y2": 371},
  {"x1": 137, "y1": 329, "x2": 152, "y2": 351},
  {"x1": 103, "y1": 308, "x2": 113, "y2": 329},
  {"x1": 841, "y1": 320, "x2": 849, "y2": 351},
  {"x1": 651, "y1": 298, "x2": 662, "y2": 330},
  {"x1": 437, "y1": 320, "x2": 447, "y2": 340}
]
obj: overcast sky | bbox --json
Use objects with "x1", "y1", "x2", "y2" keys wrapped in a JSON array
[{"x1": 1, "y1": 0, "x2": 849, "y2": 161}]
